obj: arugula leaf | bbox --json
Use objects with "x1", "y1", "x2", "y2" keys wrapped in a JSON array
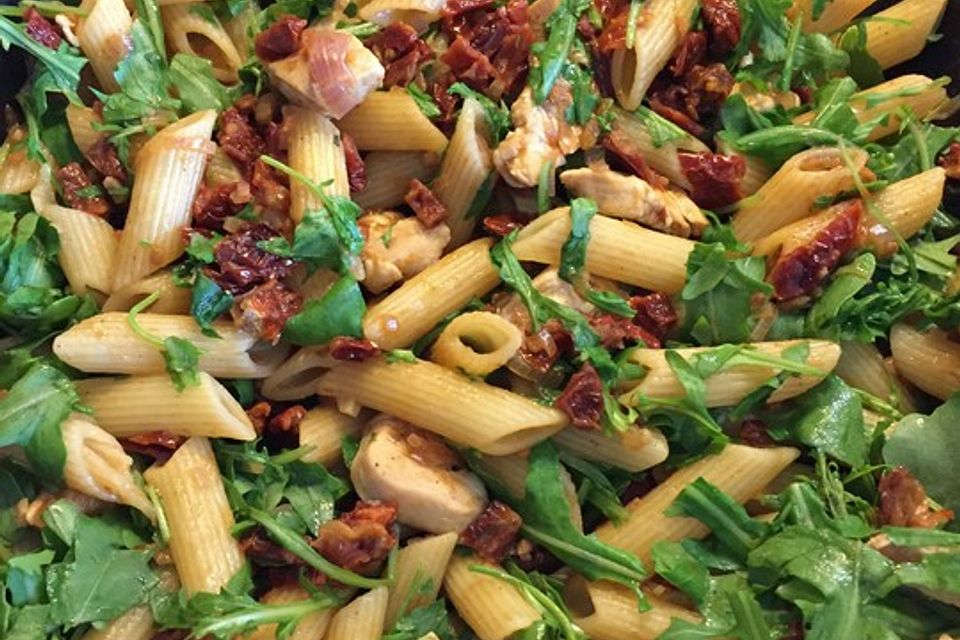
[
  {"x1": 448, "y1": 82, "x2": 511, "y2": 143},
  {"x1": 167, "y1": 53, "x2": 231, "y2": 111},
  {"x1": 258, "y1": 209, "x2": 343, "y2": 272},
  {"x1": 558, "y1": 198, "x2": 634, "y2": 317},
  {"x1": 759, "y1": 376, "x2": 867, "y2": 467},
  {"x1": 100, "y1": 20, "x2": 180, "y2": 126},
  {"x1": 679, "y1": 242, "x2": 772, "y2": 345},
  {"x1": 190, "y1": 273, "x2": 234, "y2": 337},
  {"x1": 558, "y1": 451, "x2": 629, "y2": 525},
  {"x1": 282, "y1": 274, "x2": 366, "y2": 345},
  {"x1": 836, "y1": 22, "x2": 883, "y2": 87},
  {"x1": 127, "y1": 292, "x2": 202, "y2": 391},
  {"x1": 6, "y1": 550, "x2": 55, "y2": 606},
  {"x1": 406, "y1": 84, "x2": 441, "y2": 119},
  {"x1": 652, "y1": 541, "x2": 711, "y2": 605},
  {"x1": 635, "y1": 105, "x2": 688, "y2": 148},
  {"x1": 0, "y1": 364, "x2": 80, "y2": 482},
  {"x1": 668, "y1": 478, "x2": 769, "y2": 562},
  {"x1": 883, "y1": 396, "x2": 960, "y2": 518},
  {"x1": 506, "y1": 441, "x2": 649, "y2": 605},
  {"x1": 563, "y1": 62, "x2": 597, "y2": 126},
  {"x1": 528, "y1": 0, "x2": 590, "y2": 104},
  {"x1": 0, "y1": 16, "x2": 86, "y2": 114},
  {"x1": 806, "y1": 253, "x2": 875, "y2": 337},
  {"x1": 382, "y1": 599, "x2": 458, "y2": 640}
]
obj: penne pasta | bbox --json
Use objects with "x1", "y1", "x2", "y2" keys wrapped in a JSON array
[
  {"x1": 325, "y1": 587, "x2": 389, "y2": 640},
  {"x1": 39, "y1": 204, "x2": 118, "y2": 296},
  {"x1": 430, "y1": 311, "x2": 523, "y2": 377},
  {"x1": 836, "y1": 341, "x2": 916, "y2": 414},
  {"x1": 77, "y1": 0, "x2": 132, "y2": 92},
  {"x1": 315, "y1": 357, "x2": 568, "y2": 455},
  {"x1": 338, "y1": 89, "x2": 448, "y2": 153},
  {"x1": 792, "y1": 0, "x2": 878, "y2": 33},
  {"x1": 608, "y1": 108, "x2": 711, "y2": 190},
  {"x1": 444, "y1": 554, "x2": 542, "y2": 640},
  {"x1": 74, "y1": 373, "x2": 256, "y2": 440},
  {"x1": 353, "y1": 150, "x2": 440, "y2": 211},
  {"x1": 890, "y1": 324, "x2": 960, "y2": 401},
  {"x1": 245, "y1": 585, "x2": 335, "y2": 640},
  {"x1": 298, "y1": 403, "x2": 370, "y2": 467},
  {"x1": 162, "y1": 4, "x2": 244, "y2": 83},
  {"x1": 260, "y1": 346, "x2": 335, "y2": 400},
  {"x1": 595, "y1": 444, "x2": 799, "y2": 563},
  {"x1": 863, "y1": 0, "x2": 948, "y2": 70},
  {"x1": 552, "y1": 424, "x2": 669, "y2": 472},
  {"x1": 65, "y1": 104, "x2": 104, "y2": 156},
  {"x1": 358, "y1": 0, "x2": 444, "y2": 31},
  {"x1": 112, "y1": 110, "x2": 217, "y2": 291},
  {"x1": 101, "y1": 270, "x2": 193, "y2": 314},
  {"x1": 385, "y1": 532, "x2": 459, "y2": 628},
  {"x1": 144, "y1": 437, "x2": 247, "y2": 595},
  {"x1": 53, "y1": 312, "x2": 289, "y2": 378},
  {"x1": 285, "y1": 105, "x2": 349, "y2": 223}
]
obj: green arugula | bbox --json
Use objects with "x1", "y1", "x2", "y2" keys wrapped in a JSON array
[
  {"x1": 127, "y1": 292, "x2": 202, "y2": 391},
  {"x1": 529, "y1": 0, "x2": 591, "y2": 104},
  {"x1": 282, "y1": 274, "x2": 366, "y2": 346},
  {"x1": 635, "y1": 105, "x2": 688, "y2": 148},
  {"x1": 448, "y1": 82, "x2": 512, "y2": 143},
  {"x1": 563, "y1": 60, "x2": 597, "y2": 126},
  {"x1": 190, "y1": 273, "x2": 234, "y2": 337},
  {"x1": 0, "y1": 364, "x2": 81, "y2": 482},
  {"x1": 558, "y1": 198, "x2": 636, "y2": 318},
  {"x1": 381, "y1": 599, "x2": 458, "y2": 640},
  {"x1": 406, "y1": 84, "x2": 441, "y2": 119},
  {"x1": 167, "y1": 53, "x2": 233, "y2": 111}
]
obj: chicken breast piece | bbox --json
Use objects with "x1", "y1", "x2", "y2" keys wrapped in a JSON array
[
  {"x1": 358, "y1": 211, "x2": 450, "y2": 294},
  {"x1": 350, "y1": 415, "x2": 488, "y2": 534}
]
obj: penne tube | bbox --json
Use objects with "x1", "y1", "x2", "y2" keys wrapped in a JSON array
[
  {"x1": 512, "y1": 208, "x2": 694, "y2": 295},
  {"x1": 77, "y1": 0, "x2": 132, "y2": 92},
  {"x1": 61, "y1": 415, "x2": 155, "y2": 518},
  {"x1": 260, "y1": 347, "x2": 335, "y2": 400},
  {"x1": 620, "y1": 340, "x2": 840, "y2": 408},
  {"x1": 472, "y1": 451, "x2": 583, "y2": 531},
  {"x1": 162, "y1": 4, "x2": 244, "y2": 82},
  {"x1": 565, "y1": 577, "x2": 699, "y2": 640},
  {"x1": 245, "y1": 584, "x2": 335, "y2": 640},
  {"x1": 430, "y1": 311, "x2": 523, "y2": 377},
  {"x1": 53, "y1": 312, "x2": 289, "y2": 378},
  {"x1": 325, "y1": 587, "x2": 389, "y2": 640},
  {"x1": 112, "y1": 110, "x2": 216, "y2": 291},
  {"x1": 80, "y1": 604, "x2": 154, "y2": 640},
  {"x1": 792, "y1": 0, "x2": 878, "y2": 33},
  {"x1": 286, "y1": 106, "x2": 349, "y2": 223},
  {"x1": 0, "y1": 145, "x2": 39, "y2": 194},
  {"x1": 890, "y1": 324, "x2": 960, "y2": 401},
  {"x1": 338, "y1": 89, "x2": 448, "y2": 153},
  {"x1": 385, "y1": 532, "x2": 459, "y2": 628},
  {"x1": 39, "y1": 204, "x2": 118, "y2": 296},
  {"x1": 611, "y1": 0, "x2": 699, "y2": 110},
  {"x1": 737, "y1": 152, "x2": 775, "y2": 197},
  {"x1": 867, "y1": 167, "x2": 945, "y2": 241},
  {"x1": 101, "y1": 270, "x2": 192, "y2": 314},
  {"x1": 144, "y1": 437, "x2": 246, "y2": 595},
  {"x1": 363, "y1": 238, "x2": 501, "y2": 349},
  {"x1": 298, "y1": 403, "x2": 370, "y2": 467},
  {"x1": 358, "y1": 0, "x2": 444, "y2": 31},
  {"x1": 732, "y1": 147, "x2": 869, "y2": 243},
  {"x1": 595, "y1": 444, "x2": 799, "y2": 563},
  {"x1": 65, "y1": 104, "x2": 104, "y2": 156},
  {"x1": 863, "y1": 0, "x2": 948, "y2": 70},
  {"x1": 353, "y1": 150, "x2": 440, "y2": 211},
  {"x1": 552, "y1": 424, "x2": 669, "y2": 472},
  {"x1": 444, "y1": 554, "x2": 542, "y2": 640},
  {"x1": 316, "y1": 358, "x2": 569, "y2": 455},
  {"x1": 608, "y1": 108, "x2": 710, "y2": 190},
  {"x1": 204, "y1": 145, "x2": 245, "y2": 186},
  {"x1": 431, "y1": 97, "x2": 493, "y2": 247},
  {"x1": 222, "y1": 6, "x2": 255, "y2": 58},
  {"x1": 75, "y1": 373, "x2": 256, "y2": 441},
  {"x1": 835, "y1": 341, "x2": 916, "y2": 414}
]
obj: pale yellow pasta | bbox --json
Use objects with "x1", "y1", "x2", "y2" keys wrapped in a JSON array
[
  {"x1": 53, "y1": 312, "x2": 288, "y2": 378},
  {"x1": 316, "y1": 358, "x2": 568, "y2": 455},
  {"x1": 472, "y1": 452, "x2": 583, "y2": 531},
  {"x1": 793, "y1": 75, "x2": 947, "y2": 142},
  {"x1": 385, "y1": 532, "x2": 459, "y2": 628},
  {"x1": 245, "y1": 585, "x2": 336, "y2": 640},
  {"x1": 611, "y1": 0, "x2": 699, "y2": 110},
  {"x1": 74, "y1": 372, "x2": 256, "y2": 440},
  {"x1": 80, "y1": 604, "x2": 154, "y2": 640},
  {"x1": 512, "y1": 208, "x2": 694, "y2": 295},
  {"x1": 358, "y1": 0, "x2": 444, "y2": 31},
  {"x1": 430, "y1": 311, "x2": 522, "y2": 377},
  {"x1": 868, "y1": 167, "x2": 946, "y2": 240},
  {"x1": 890, "y1": 324, "x2": 960, "y2": 401},
  {"x1": 298, "y1": 404, "x2": 370, "y2": 467},
  {"x1": 112, "y1": 110, "x2": 216, "y2": 291},
  {"x1": 339, "y1": 89, "x2": 448, "y2": 153},
  {"x1": 144, "y1": 437, "x2": 246, "y2": 595},
  {"x1": 77, "y1": 0, "x2": 132, "y2": 92},
  {"x1": 325, "y1": 587, "x2": 389, "y2": 640},
  {"x1": 363, "y1": 238, "x2": 501, "y2": 349},
  {"x1": 65, "y1": 104, "x2": 103, "y2": 156},
  {"x1": 204, "y1": 145, "x2": 245, "y2": 186},
  {"x1": 609, "y1": 108, "x2": 710, "y2": 189},
  {"x1": 444, "y1": 554, "x2": 542, "y2": 640},
  {"x1": 620, "y1": 340, "x2": 840, "y2": 409},
  {"x1": 737, "y1": 152, "x2": 775, "y2": 197},
  {"x1": 595, "y1": 444, "x2": 799, "y2": 563},
  {"x1": 286, "y1": 106, "x2": 349, "y2": 223},
  {"x1": 61, "y1": 415, "x2": 155, "y2": 518},
  {"x1": 222, "y1": 6, "x2": 256, "y2": 57},
  {"x1": 39, "y1": 204, "x2": 118, "y2": 297},
  {"x1": 836, "y1": 341, "x2": 916, "y2": 414},
  {"x1": 431, "y1": 97, "x2": 494, "y2": 247},
  {"x1": 732, "y1": 147, "x2": 868, "y2": 243},
  {"x1": 863, "y1": 0, "x2": 948, "y2": 70},
  {"x1": 102, "y1": 270, "x2": 193, "y2": 314},
  {"x1": 260, "y1": 347, "x2": 335, "y2": 400},
  {"x1": 552, "y1": 424, "x2": 669, "y2": 472},
  {"x1": 353, "y1": 151, "x2": 440, "y2": 211},
  {"x1": 0, "y1": 145, "x2": 38, "y2": 194},
  {"x1": 791, "y1": 0, "x2": 877, "y2": 33},
  {"x1": 162, "y1": 4, "x2": 244, "y2": 83},
  {"x1": 565, "y1": 578, "x2": 699, "y2": 640}
]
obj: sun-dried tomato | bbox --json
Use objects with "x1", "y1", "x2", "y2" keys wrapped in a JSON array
[
  {"x1": 769, "y1": 200, "x2": 862, "y2": 301},
  {"x1": 255, "y1": 15, "x2": 308, "y2": 62},
  {"x1": 85, "y1": 137, "x2": 127, "y2": 183},
  {"x1": 629, "y1": 292, "x2": 677, "y2": 339},
  {"x1": 24, "y1": 7, "x2": 61, "y2": 49},
  {"x1": 938, "y1": 142, "x2": 960, "y2": 180},
  {"x1": 678, "y1": 151, "x2": 745, "y2": 209},
  {"x1": 589, "y1": 313, "x2": 660, "y2": 349},
  {"x1": 878, "y1": 466, "x2": 954, "y2": 529},
  {"x1": 404, "y1": 178, "x2": 448, "y2": 227},
  {"x1": 191, "y1": 182, "x2": 250, "y2": 231},
  {"x1": 217, "y1": 108, "x2": 265, "y2": 176},
  {"x1": 330, "y1": 337, "x2": 381, "y2": 361},
  {"x1": 234, "y1": 279, "x2": 303, "y2": 343},
  {"x1": 364, "y1": 22, "x2": 434, "y2": 88},
  {"x1": 56, "y1": 162, "x2": 111, "y2": 217},
  {"x1": 340, "y1": 132, "x2": 366, "y2": 192},
  {"x1": 313, "y1": 501, "x2": 398, "y2": 576},
  {"x1": 555, "y1": 363, "x2": 604, "y2": 430},
  {"x1": 483, "y1": 213, "x2": 526, "y2": 236},
  {"x1": 119, "y1": 431, "x2": 186, "y2": 464},
  {"x1": 670, "y1": 31, "x2": 708, "y2": 77},
  {"x1": 460, "y1": 501, "x2": 522, "y2": 562},
  {"x1": 738, "y1": 419, "x2": 776, "y2": 447},
  {"x1": 602, "y1": 130, "x2": 670, "y2": 189},
  {"x1": 701, "y1": 0, "x2": 741, "y2": 57},
  {"x1": 207, "y1": 224, "x2": 296, "y2": 295}
]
